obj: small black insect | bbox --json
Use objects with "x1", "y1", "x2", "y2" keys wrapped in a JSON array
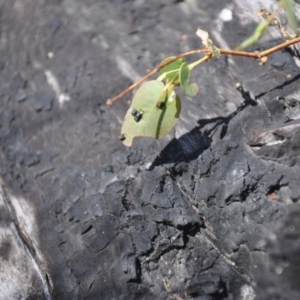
[
  {"x1": 156, "y1": 102, "x2": 166, "y2": 109},
  {"x1": 131, "y1": 108, "x2": 143, "y2": 122},
  {"x1": 131, "y1": 108, "x2": 138, "y2": 116},
  {"x1": 134, "y1": 112, "x2": 143, "y2": 122}
]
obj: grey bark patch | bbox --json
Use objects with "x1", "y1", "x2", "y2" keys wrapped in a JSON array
[
  {"x1": 256, "y1": 205, "x2": 300, "y2": 299},
  {"x1": 28, "y1": 93, "x2": 54, "y2": 111},
  {"x1": 83, "y1": 215, "x2": 119, "y2": 252},
  {"x1": 0, "y1": 239, "x2": 11, "y2": 261},
  {"x1": 19, "y1": 152, "x2": 40, "y2": 167},
  {"x1": 186, "y1": 273, "x2": 223, "y2": 297},
  {"x1": 15, "y1": 90, "x2": 27, "y2": 102},
  {"x1": 11, "y1": 73, "x2": 26, "y2": 90},
  {"x1": 121, "y1": 252, "x2": 138, "y2": 281},
  {"x1": 68, "y1": 194, "x2": 104, "y2": 222},
  {"x1": 270, "y1": 51, "x2": 290, "y2": 70},
  {"x1": 0, "y1": 206, "x2": 12, "y2": 226}
]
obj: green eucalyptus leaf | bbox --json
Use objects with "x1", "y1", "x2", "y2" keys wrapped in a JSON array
[
  {"x1": 179, "y1": 62, "x2": 199, "y2": 97},
  {"x1": 236, "y1": 19, "x2": 269, "y2": 50},
  {"x1": 283, "y1": 0, "x2": 299, "y2": 35},
  {"x1": 121, "y1": 80, "x2": 181, "y2": 147},
  {"x1": 159, "y1": 57, "x2": 185, "y2": 83}
]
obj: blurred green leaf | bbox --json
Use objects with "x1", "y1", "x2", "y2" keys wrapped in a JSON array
[
  {"x1": 282, "y1": 0, "x2": 299, "y2": 35},
  {"x1": 159, "y1": 57, "x2": 185, "y2": 83},
  {"x1": 121, "y1": 80, "x2": 181, "y2": 147},
  {"x1": 179, "y1": 62, "x2": 199, "y2": 97},
  {"x1": 236, "y1": 19, "x2": 269, "y2": 50}
]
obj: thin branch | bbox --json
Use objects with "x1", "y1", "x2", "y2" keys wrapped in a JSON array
[
  {"x1": 107, "y1": 36, "x2": 300, "y2": 106},
  {"x1": 221, "y1": 36, "x2": 300, "y2": 58},
  {"x1": 106, "y1": 49, "x2": 207, "y2": 105},
  {"x1": 219, "y1": 49, "x2": 260, "y2": 58},
  {"x1": 260, "y1": 35, "x2": 300, "y2": 56}
]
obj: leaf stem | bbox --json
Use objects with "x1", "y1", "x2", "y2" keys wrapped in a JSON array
[{"x1": 188, "y1": 54, "x2": 212, "y2": 71}]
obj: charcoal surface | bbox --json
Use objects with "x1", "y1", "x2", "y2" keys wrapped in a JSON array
[{"x1": 0, "y1": 0, "x2": 300, "y2": 299}]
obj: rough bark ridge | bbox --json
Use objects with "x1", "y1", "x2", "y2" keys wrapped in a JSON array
[{"x1": 0, "y1": 0, "x2": 300, "y2": 299}]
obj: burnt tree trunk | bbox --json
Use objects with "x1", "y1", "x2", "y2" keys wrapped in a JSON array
[{"x1": 1, "y1": 1, "x2": 300, "y2": 299}]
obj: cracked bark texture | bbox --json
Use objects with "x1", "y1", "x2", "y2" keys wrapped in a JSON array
[{"x1": 0, "y1": 0, "x2": 300, "y2": 299}]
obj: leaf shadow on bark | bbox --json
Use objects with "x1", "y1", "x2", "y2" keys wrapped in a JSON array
[{"x1": 149, "y1": 89, "x2": 257, "y2": 169}]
